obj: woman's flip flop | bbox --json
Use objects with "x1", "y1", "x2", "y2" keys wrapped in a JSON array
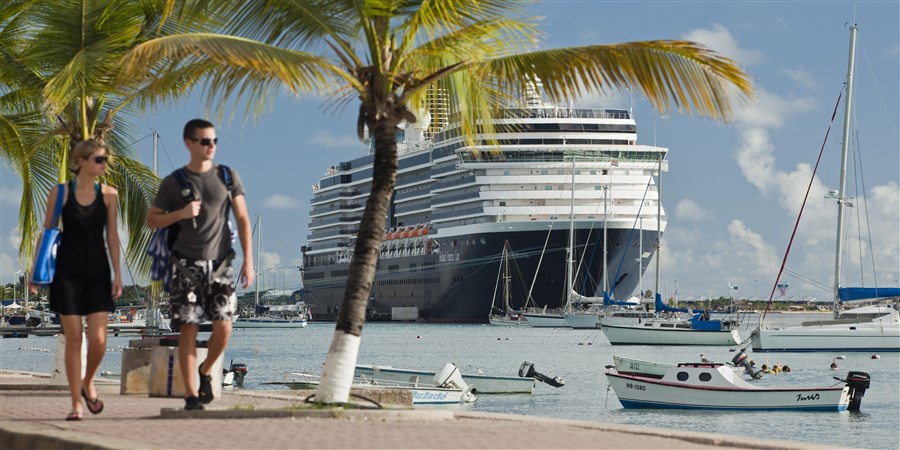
[
  {"x1": 81, "y1": 388, "x2": 104, "y2": 414},
  {"x1": 66, "y1": 411, "x2": 82, "y2": 421}
]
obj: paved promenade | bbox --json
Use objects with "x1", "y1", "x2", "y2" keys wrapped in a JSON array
[{"x1": 0, "y1": 370, "x2": 835, "y2": 450}]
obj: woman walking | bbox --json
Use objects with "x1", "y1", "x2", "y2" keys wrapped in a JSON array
[{"x1": 29, "y1": 139, "x2": 123, "y2": 421}]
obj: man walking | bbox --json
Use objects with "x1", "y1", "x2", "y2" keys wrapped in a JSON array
[{"x1": 148, "y1": 119, "x2": 254, "y2": 410}]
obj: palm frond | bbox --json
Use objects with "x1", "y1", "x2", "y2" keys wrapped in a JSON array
[{"x1": 486, "y1": 41, "x2": 754, "y2": 121}]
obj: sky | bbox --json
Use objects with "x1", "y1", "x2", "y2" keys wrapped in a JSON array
[{"x1": 1, "y1": 1, "x2": 898, "y2": 302}]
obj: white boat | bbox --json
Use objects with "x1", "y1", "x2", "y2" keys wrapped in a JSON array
[
  {"x1": 751, "y1": 26, "x2": 900, "y2": 353},
  {"x1": 600, "y1": 295, "x2": 741, "y2": 346},
  {"x1": 598, "y1": 154, "x2": 741, "y2": 345},
  {"x1": 355, "y1": 364, "x2": 535, "y2": 394},
  {"x1": 752, "y1": 302, "x2": 899, "y2": 352},
  {"x1": 233, "y1": 303, "x2": 309, "y2": 328},
  {"x1": 611, "y1": 355, "x2": 674, "y2": 379},
  {"x1": 605, "y1": 362, "x2": 871, "y2": 411},
  {"x1": 522, "y1": 308, "x2": 568, "y2": 328},
  {"x1": 274, "y1": 363, "x2": 478, "y2": 404},
  {"x1": 488, "y1": 241, "x2": 530, "y2": 327}
]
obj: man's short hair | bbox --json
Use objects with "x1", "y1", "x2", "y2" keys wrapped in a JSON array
[{"x1": 184, "y1": 119, "x2": 215, "y2": 140}]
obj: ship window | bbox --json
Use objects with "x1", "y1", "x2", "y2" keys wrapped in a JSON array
[
  {"x1": 590, "y1": 170, "x2": 597, "y2": 175},
  {"x1": 557, "y1": 170, "x2": 565, "y2": 175},
  {"x1": 540, "y1": 170, "x2": 548, "y2": 175},
  {"x1": 499, "y1": 201, "x2": 506, "y2": 206},
  {"x1": 544, "y1": 186, "x2": 552, "y2": 190},
  {"x1": 699, "y1": 372, "x2": 712, "y2": 382},
  {"x1": 503, "y1": 170, "x2": 511, "y2": 175},
  {"x1": 676, "y1": 372, "x2": 689, "y2": 381},
  {"x1": 602, "y1": 169, "x2": 608, "y2": 175}
]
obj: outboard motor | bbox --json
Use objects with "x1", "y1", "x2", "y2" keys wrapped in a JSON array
[
  {"x1": 434, "y1": 363, "x2": 477, "y2": 403},
  {"x1": 230, "y1": 361, "x2": 249, "y2": 388},
  {"x1": 840, "y1": 371, "x2": 870, "y2": 411},
  {"x1": 730, "y1": 351, "x2": 762, "y2": 380},
  {"x1": 519, "y1": 361, "x2": 565, "y2": 387}
]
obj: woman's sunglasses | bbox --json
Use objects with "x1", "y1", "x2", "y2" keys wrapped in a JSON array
[
  {"x1": 87, "y1": 155, "x2": 109, "y2": 164},
  {"x1": 189, "y1": 137, "x2": 218, "y2": 147}
]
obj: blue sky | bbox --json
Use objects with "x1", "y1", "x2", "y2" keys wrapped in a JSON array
[{"x1": 1, "y1": 1, "x2": 898, "y2": 302}]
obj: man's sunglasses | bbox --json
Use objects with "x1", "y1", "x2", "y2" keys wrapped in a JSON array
[
  {"x1": 189, "y1": 137, "x2": 218, "y2": 147},
  {"x1": 87, "y1": 156, "x2": 109, "y2": 164}
]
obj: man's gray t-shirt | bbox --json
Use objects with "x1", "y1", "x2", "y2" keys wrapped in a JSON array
[{"x1": 152, "y1": 165, "x2": 245, "y2": 260}]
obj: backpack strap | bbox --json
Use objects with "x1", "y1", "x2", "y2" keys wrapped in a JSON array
[
  {"x1": 217, "y1": 165, "x2": 236, "y2": 202},
  {"x1": 172, "y1": 168, "x2": 194, "y2": 203}
]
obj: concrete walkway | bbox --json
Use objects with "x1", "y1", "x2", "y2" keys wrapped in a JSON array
[{"x1": 0, "y1": 370, "x2": 834, "y2": 450}]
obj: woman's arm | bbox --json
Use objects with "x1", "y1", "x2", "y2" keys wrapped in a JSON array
[{"x1": 104, "y1": 185, "x2": 123, "y2": 300}]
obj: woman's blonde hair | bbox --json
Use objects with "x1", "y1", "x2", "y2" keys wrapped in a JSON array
[{"x1": 69, "y1": 139, "x2": 109, "y2": 174}]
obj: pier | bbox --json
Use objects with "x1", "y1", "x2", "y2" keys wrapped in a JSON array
[{"x1": 0, "y1": 370, "x2": 839, "y2": 450}]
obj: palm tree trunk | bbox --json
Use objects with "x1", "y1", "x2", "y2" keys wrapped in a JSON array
[{"x1": 315, "y1": 121, "x2": 398, "y2": 404}]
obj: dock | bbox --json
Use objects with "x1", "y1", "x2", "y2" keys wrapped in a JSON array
[{"x1": 0, "y1": 370, "x2": 839, "y2": 450}]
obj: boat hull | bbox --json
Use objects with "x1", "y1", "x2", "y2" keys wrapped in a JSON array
[
  {"x1": 355, "y1": 365, "x2": 535, "y2": 394},
  {"x1": 601, "y1": 324, "x2": 741, "y2": 346},
  {"x1": 522, "y1": 312, "x2": 568, "y2": 328},
  {"x1": 563, "y1": 312, "x2": 601, "y2": 329},
  {"x1": 303, "y1": 228, "x2": 657, "y2": 323},
  {"x1": 606, "y1": 372, "x2": 850, "y2": 411},
  {"x1": 751, "y1": 322, "x2": 900, "y2": 352},
  {"x1": 233, "y1": 318, "x2": 308, "y2": 328}
]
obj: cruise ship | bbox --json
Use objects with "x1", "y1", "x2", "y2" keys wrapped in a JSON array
[{"x1": 301, "y1": 87, "x2": 668, "y2": 323}]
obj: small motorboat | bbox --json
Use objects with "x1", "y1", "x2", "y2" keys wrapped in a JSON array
[
  {"x1": 605, "y1": 360, "x2": 870, "y2": 412},
  {"x1": 267, "y1": 363, "x2": 478, "y2": 405}
]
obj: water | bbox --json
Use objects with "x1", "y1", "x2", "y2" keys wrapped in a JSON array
[{"x1": 2, "y1": 314, "x2": 898, "y2": 449}]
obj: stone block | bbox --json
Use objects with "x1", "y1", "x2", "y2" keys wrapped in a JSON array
[
  {"x1": 120, "y1": 348, "x2": 151, "y2": 395},
  {"x1": 148, "y1": 346, "x2": 223, "y2": 398}
]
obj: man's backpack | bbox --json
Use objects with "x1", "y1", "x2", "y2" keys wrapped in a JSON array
[{"x1": 147, "y1": 165, "x2": 235, "y2": 291}]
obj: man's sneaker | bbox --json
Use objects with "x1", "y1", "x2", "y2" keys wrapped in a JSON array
[
  {"x1": 198, "y1": 361, "x2": 214, "y2": 404},
  {"x1": 184, "y1": 396, "x2": 204, "y2": 410}
]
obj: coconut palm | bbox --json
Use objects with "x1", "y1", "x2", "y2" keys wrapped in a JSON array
[
  {"x1": 0, "y1": 0, "x2": 214, "y2": 271},
  {"x1": 119, "y1": 0, "x2": 753, "y2": 404}
]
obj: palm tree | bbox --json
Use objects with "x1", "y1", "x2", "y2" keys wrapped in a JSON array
[
  {"x1": 119, "y1": 0, "x2": 753, "y2": 404},
  {"x1": 0, "y1": 0, "x2": 212, "y2": 271}
]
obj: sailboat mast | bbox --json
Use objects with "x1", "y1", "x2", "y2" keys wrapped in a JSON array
[
  {"x1": 566, "y1": 156, "x2": 576, "y2": 307},
  {"x1": 254, "y1": 214, "x2": 261, "y2": 308},
  {"x1": 833, "y1": 25, "x2": 857, "y2": 319},
  {"x1": 655, "y1": 153, "x2": 662, "y2": 301},
  {"x1": 503, "y1": 242, "x2": 510, "y2": 312}
]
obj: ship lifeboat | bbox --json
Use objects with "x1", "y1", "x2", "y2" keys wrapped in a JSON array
[
  {"x1": 418, "y1": 224, "x2": 429, "y2": 236},
  {"x1": 400, "y1": 226, "x2": 411, "y2": 239},
  {"x1": 385, "y1": 227, "x2": 396, "y2": 240}
]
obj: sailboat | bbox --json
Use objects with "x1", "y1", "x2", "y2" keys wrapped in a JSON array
[
  {"x1": 234, "y1": 215, "x2": 309, "y2": 329},
  {"x1": 489, "y1": 241, "x2": 528, "y2": 326},
  {"x1": 751, "y1": 25, "x2": 900, "y2": 352},
  {"x1": 600, "y1": 154, "x2": 741, "y2": 345},
  {"x1": 523, "y1": 157, "x2": 577, "y2": 328}
]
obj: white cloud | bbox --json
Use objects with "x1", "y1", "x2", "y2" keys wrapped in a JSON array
[
  {"x1": 263, "y1": 194, "x2": 305, "y2": 210},
  {"x1": 682, "y1": 23, "x2": 764, "y2": 66},
  {"x1": 0, "y1": 251, "x2": 20, "y2": 284},
  {"x1": 0, "y1": 185, "x2": 22, "y2": 207},
  {"x1": 674, "y1": 199, "x2": 712, "y2": 221},
  {"x1": 309, "y1": 130, "x2": 367, "y2": 150},
  {"x1": 7, "y1": 227, "x2": 21, "y2": 251},
  {"x1": 778, "y1": 68, "x2": 817, "y2": 89}
]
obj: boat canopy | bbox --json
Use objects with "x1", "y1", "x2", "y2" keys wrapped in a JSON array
[
  {"x1": 654, "y1": 293, "x2": 690, "y2": 313},
  {"x1": 838, "y1": 287, "x2": 900, "y2": 302},
  {"x1": 602, "y1": 292, "x2": 638, "y2": 307}
]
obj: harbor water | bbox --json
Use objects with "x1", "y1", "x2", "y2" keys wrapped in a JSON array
[{"x1": 2, "y1": 313, "x2": 898, "y2": 449}]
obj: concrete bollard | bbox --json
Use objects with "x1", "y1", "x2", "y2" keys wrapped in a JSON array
[{"x1": 49, "y1": 331, "x2": 87, "y2": 385}]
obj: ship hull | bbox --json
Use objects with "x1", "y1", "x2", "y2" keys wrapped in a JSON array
[{"x1": 301, "y1": 227, "x2": 657, "y2": 323}]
